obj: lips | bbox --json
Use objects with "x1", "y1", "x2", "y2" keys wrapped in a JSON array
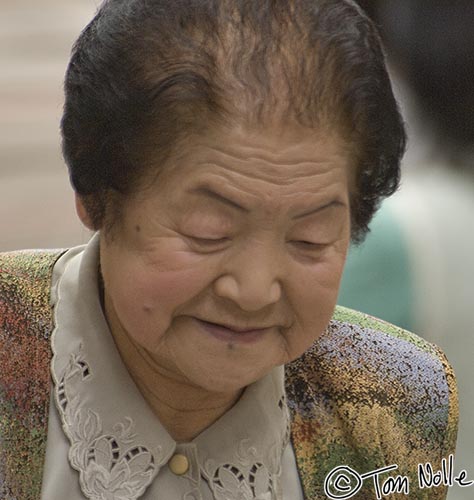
[
  {"x1": 193, "y1": 318, "x2": 271, "y2": 343},
  {"x1": 200, "y1": 319, "x2": 269, "y2": 333}
]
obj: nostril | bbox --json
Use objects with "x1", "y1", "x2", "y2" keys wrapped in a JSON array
[
  {"x1": 269, "y1": 282, "x2": 282, "y2": 303},
  {"x1": 213, "y1": 273, "x2": 281, "y2": 311}
]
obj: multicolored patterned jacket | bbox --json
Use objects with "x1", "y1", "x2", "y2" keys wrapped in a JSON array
[{"x1": 0, "y1": 250, "x2": 458, "y2": 499}]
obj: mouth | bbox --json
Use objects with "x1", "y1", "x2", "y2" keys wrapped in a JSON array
[{"x1": 193, "y1": 318, "x2": 272, "y2": 344}]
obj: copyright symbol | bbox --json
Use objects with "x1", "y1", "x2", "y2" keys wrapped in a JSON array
[{"x1": 324, "y1": 466, "x2": 363, "y2": 499}]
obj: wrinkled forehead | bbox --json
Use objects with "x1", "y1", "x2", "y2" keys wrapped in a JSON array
[{"x1": 140, "y1": 122, "x2": 356, "y2": 203}]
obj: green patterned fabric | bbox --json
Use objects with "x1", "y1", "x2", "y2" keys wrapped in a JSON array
[{"x1": 0, "y1": 251, "x2": 457, "y2": 499}]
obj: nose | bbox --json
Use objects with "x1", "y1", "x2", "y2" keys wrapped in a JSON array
[{"x1": 213, "y1": 243, "x2": 282, "y2": 312}]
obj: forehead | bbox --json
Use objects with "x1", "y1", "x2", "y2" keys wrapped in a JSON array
[{"x1": 150, "y1": 124, "x2": 354, "y2": 206}]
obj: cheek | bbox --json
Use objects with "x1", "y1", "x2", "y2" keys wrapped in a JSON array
[
  {"x1": 294, "y1": 246, "x2": 347, "y2": 301},
  {"x1": 105, "y1": 249, "x2": 215, "y2": 344},
  {"x1": 285, "y1": 256, "x2": 346, "y2": 357}
]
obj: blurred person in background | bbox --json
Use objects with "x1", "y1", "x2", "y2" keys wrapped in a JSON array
[{"x1": 339, "y1": 1, "x2": 474, "y2": 497}]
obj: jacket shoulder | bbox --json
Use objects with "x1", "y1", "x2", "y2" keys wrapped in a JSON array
[
  {"x1": 0, "y1": 248, "x2": 66, "y2": 334},
  {"x1": 0, "y1": 248, "x2": 66, "y2": 281},
  {"x1": 0, "y1": 248, "x2": 66, "y2": 500},
  {"x1": 286, "y1": 306, "x2": 458, "y2": 499}
]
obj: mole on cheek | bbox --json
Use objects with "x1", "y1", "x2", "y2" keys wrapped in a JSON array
[{"x1": 135, "y1": 225, "x2": 141, "y2": 233}]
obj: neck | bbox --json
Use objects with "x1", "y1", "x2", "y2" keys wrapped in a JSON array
[
  {"x1": 104, "y1": 301, "x2": 241, "y2": 442},
  {"x1": 135, "y1": 366, "x2": 242, "y2": 442}
]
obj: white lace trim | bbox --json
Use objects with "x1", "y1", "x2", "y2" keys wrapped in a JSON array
[
  {"x1": 204, "y1": 441, "x2": 277, "y2": 500},
  {"x1": 200, "y1": 396, "x2": 290, "y2": 500},
  {"x1": 53, "y1": 346, "x2": 289, "y2": 500},
  {"x1": 55, "y1": 348, "x2": 160, "y2": 500}
]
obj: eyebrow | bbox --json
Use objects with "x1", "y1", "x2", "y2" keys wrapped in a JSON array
[
  {"x1": 188, "y1": 186, "x2": 250, "y2": 213},
  {"x1": 188, "y1": 185, "x2": 345, "y2": 219},
  {"x1": 292, "y1": 200, "x2": 346, "y2": 220}
]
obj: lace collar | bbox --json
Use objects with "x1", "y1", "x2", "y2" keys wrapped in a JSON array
[{"x1": 50, "y1": 234, "x2": 290, "y2": 499}]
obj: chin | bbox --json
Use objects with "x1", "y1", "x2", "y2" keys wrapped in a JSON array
[{"x1": 186, "y1": 366, "x2": 269, "y2": 394}]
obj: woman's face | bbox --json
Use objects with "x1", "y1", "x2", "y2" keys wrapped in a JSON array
[{"x1": 99, "y1": 124, "x2": 353, "y2": 395}]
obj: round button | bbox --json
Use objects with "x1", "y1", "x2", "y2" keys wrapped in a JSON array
[{"x1": 169, "y1": 454, "x2": 189, "y2": 475}]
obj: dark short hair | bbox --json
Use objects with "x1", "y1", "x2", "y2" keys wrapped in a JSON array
[{"x1": 62, "y1": 0, "x2": 406, "y2": 242}]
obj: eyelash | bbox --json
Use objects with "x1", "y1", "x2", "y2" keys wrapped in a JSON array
[
  {"x1": 189, "y1": 236, "x2": 325, "y2": 251},
  {"x1": 187, "y1": 235, "x2": 230, "y2": 246},
  {"x1": 292, "y1": 240, "x2": 326, "y2": 250}
]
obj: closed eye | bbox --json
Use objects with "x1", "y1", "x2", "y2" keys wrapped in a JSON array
[
  {"x1": 185, "y1": 235, "x2": 230, "y2": 250},
  {"x1": 191, "y1": 236, "x2": 229, "y2": 244},
  {"x1": 291, "y1": 240, "x2": 327, "y2": 250}
]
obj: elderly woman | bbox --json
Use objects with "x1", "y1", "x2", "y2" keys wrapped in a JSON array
[{"x1": 0, "y1": 1, "x2": 457, "y2": 499}]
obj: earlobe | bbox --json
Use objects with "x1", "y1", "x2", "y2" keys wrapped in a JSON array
[{"x1": 75, "y1": 194, "x2": 95, "y2": 230}]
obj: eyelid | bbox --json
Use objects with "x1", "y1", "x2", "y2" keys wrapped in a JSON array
[
  {"x1": 191, "y1": 235, "x2": 229, "y2": 243},
  {"x1": 292, "y1": 240, "x2": 327, "y2": 248},
  {"x1": 185, "y1": 235, "x2": 231, "y2": 254},
  {"x1": 184, "y1": 234, "x2": 231, "y2": 249},
  {"x1": 180, "y1": 212, "x2": 234, "y2": 236},
  {"x1": 287, "y1": 238, "x2": 334, "y2": 256}
]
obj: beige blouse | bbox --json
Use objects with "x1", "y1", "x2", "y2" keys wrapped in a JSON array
[{"x1": 40, "y1": 234, "x2": 304, "y2": 499}]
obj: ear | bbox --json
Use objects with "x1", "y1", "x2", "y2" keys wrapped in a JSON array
[{"x1": 75, "y1": 194, "x2": 95, "y2": 230}]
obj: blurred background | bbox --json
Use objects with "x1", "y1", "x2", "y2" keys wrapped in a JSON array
[
  {"x1": 338, "y1": 2, "x2": 474, "y2": 498},
  {"x1": 1, "y1": 0, "x2": 473, "y2": 497},
  {"x1": 0, "y1": 0, "x2": 97, "y2": 251}
]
